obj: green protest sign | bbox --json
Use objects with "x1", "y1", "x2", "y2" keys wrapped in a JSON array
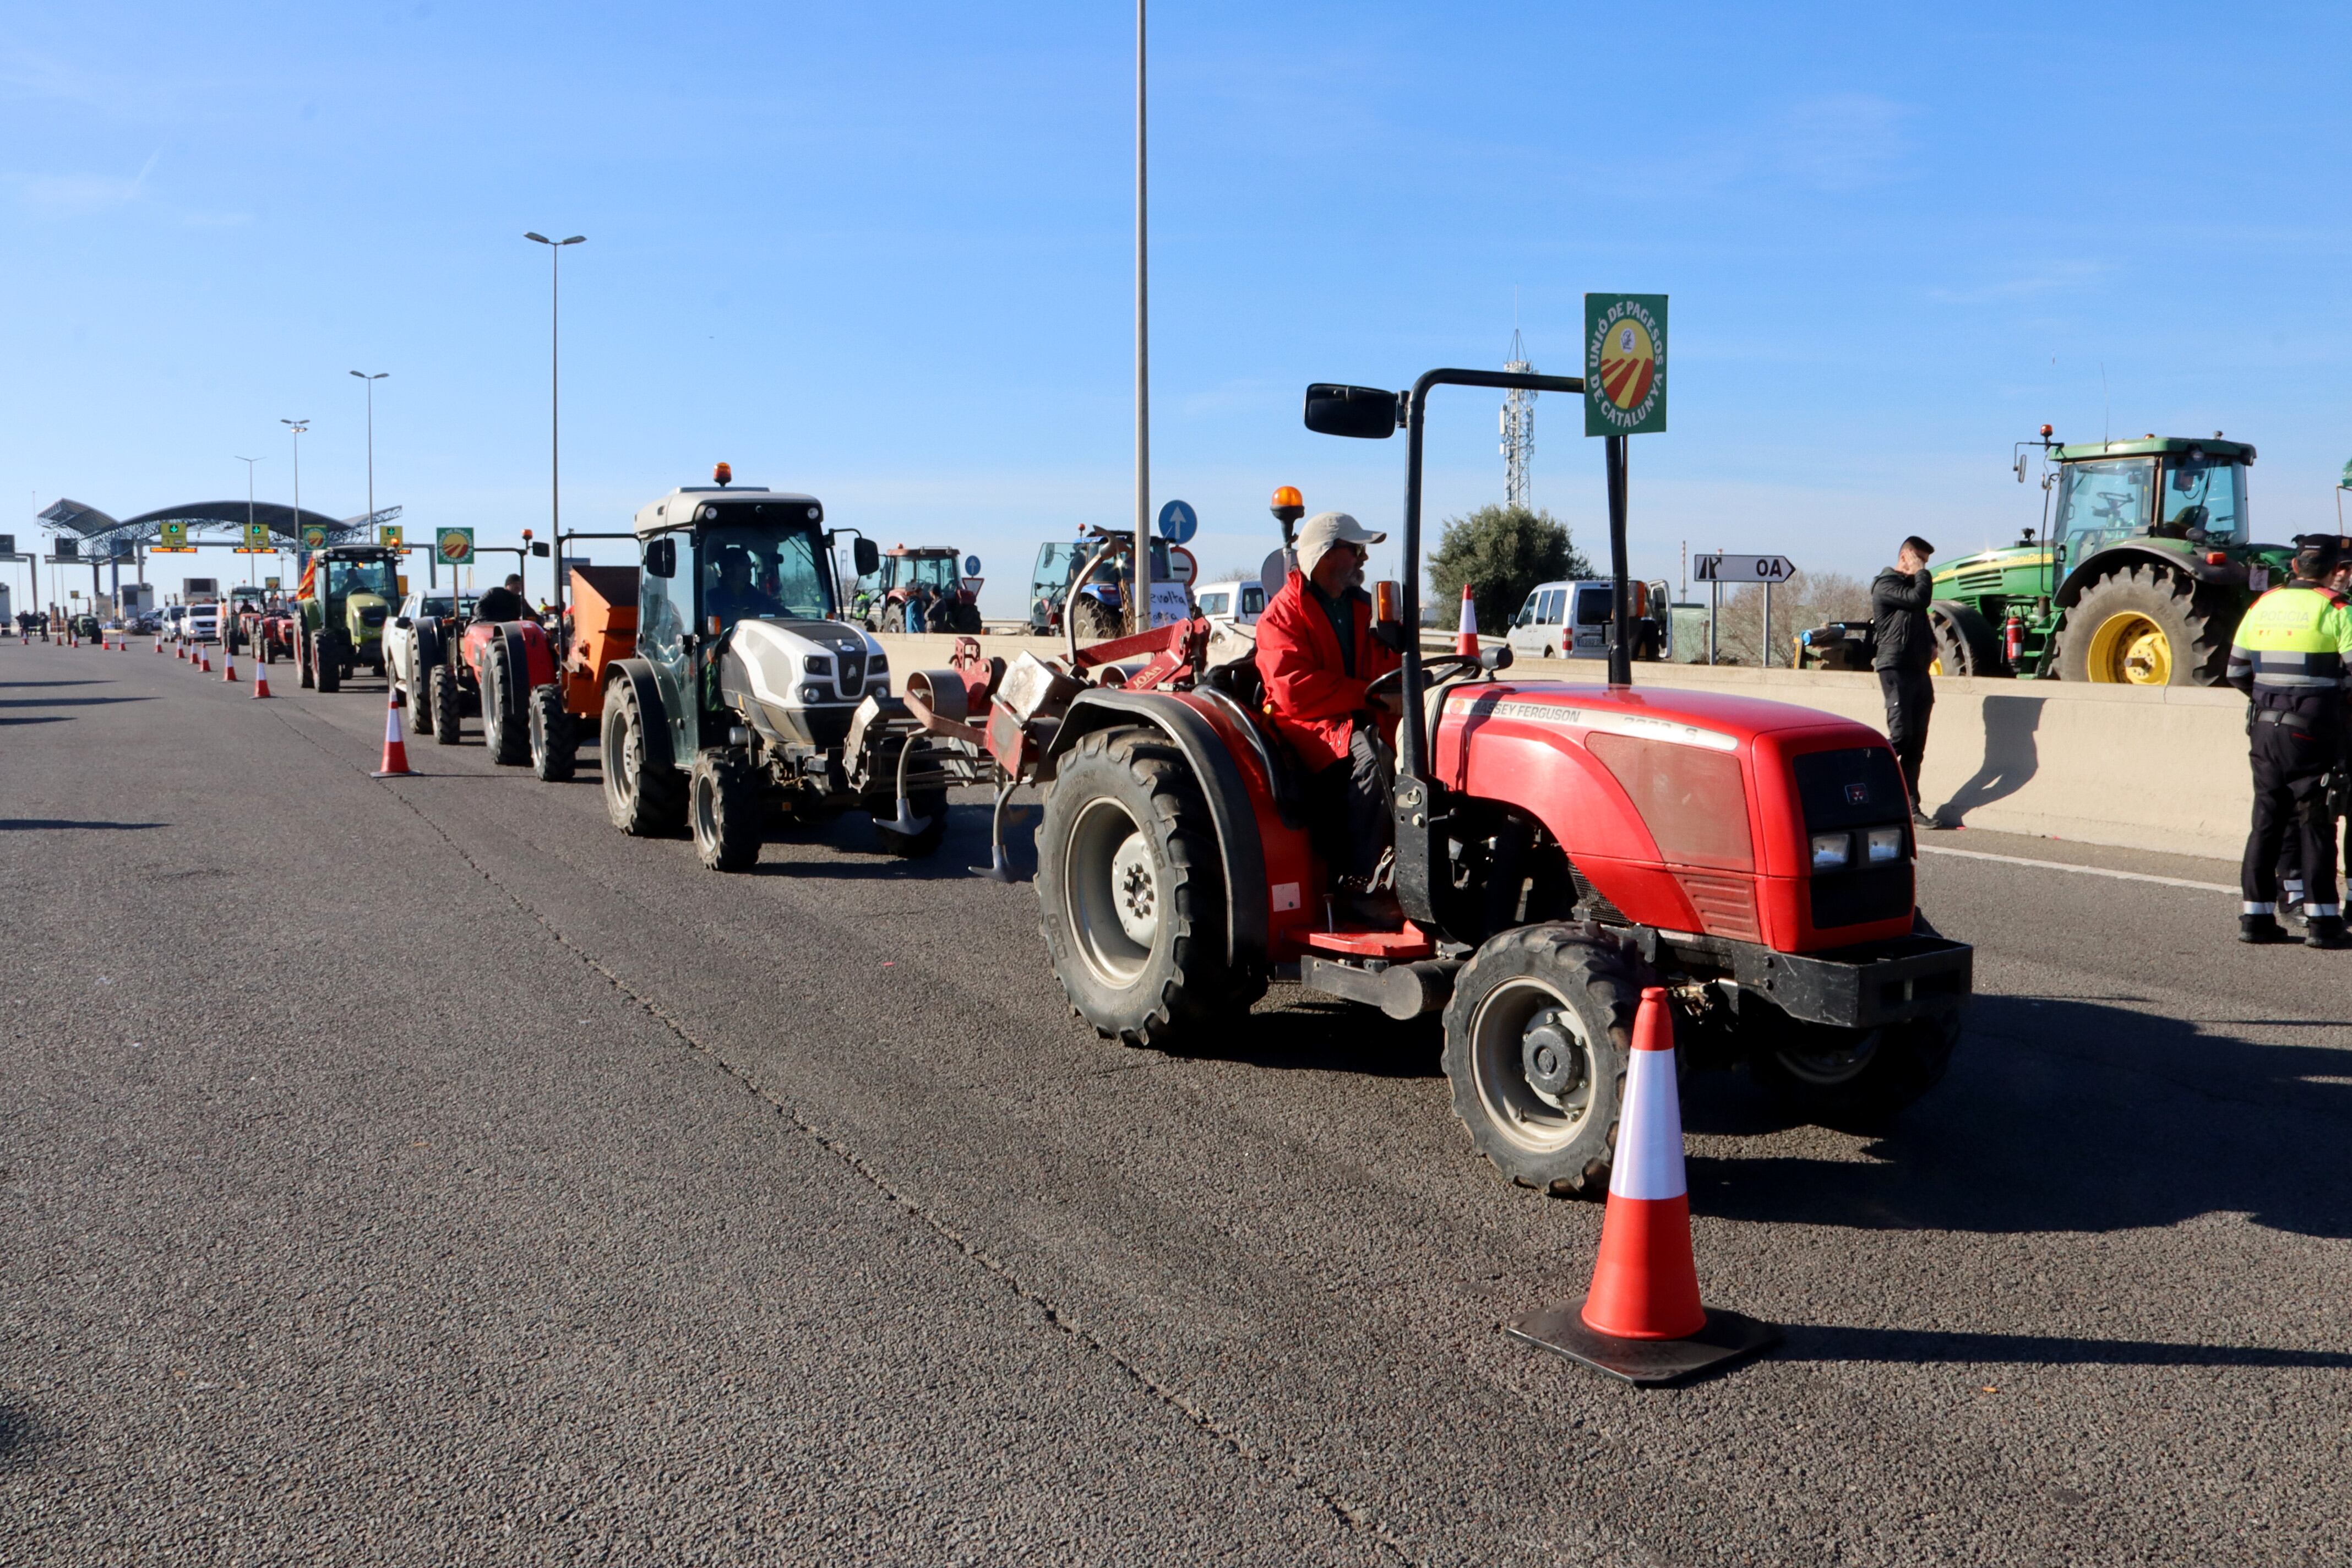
[{"x1": 1585, "y1": 293, "x2": 1668, "y2": 437}]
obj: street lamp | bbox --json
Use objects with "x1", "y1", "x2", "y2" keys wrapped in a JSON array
[
  {"x1": 349, "y1": 371, "x2": 389, "y2": 538},
  {"x1": 524, "y1": 232, "x2": 585, "y2": 605},
  {"x1": 235, "y1": 455, "x2": 264, "y2": 587},
  {"x1": 281, "y1": 418, "x2": 308, "y2": 592}
]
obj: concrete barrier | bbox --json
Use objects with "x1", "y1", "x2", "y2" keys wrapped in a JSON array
[{"x1": 874, "y1": 630, "x2": 2253, "y2": 863}]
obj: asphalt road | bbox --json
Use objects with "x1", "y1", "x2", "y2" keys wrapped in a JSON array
[{"x1": 6, "y1": 638, "x2": 2351, "y2": 1566}]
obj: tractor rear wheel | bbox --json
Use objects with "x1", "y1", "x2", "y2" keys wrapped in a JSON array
[
  {"x1": 1072, "y1": 597, "x2": 1123, "y2": 642},
  {"x1": 482, "y1": 645, "x2": 529, "y2": 766},
  {"x1": 1928, "y1": 600, "x2": 2006, "y2": 677},
  {"x1": 1441, "y1": 922, "x2": 1643, "y2": 1199},
  {"x1": 952, "y1": 603, "x2": 983, "y2": 635},
  {"x1": 430, "y1": 666, "x2": 463, "y2": 746},
  {"x1": 689, "y1": 749, "x2": 767, "y2": 872},
  {"x1": 296, "y1": 630, "x2": 315, "y2": 689},
  {"x1": 2057, "y1": 564, "x2": 2226, "y2": 685},
  {"x1": 602, "y1": 678, "x2": 685, "y2": 836},
  {"x1": 1036, "y1": 726, "x2": 1243, "y2": 1047},
  {"x1": 1745, "y1": 1004, "x2": 1958, "y2": 1126},
  {"x1": 529, "y1": 684, "x2": 577, "y2": 781}
]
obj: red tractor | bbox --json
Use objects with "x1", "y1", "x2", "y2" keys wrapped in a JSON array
[
  {"x1": 860, "y1": 545, "x2": 984, "y2": 634},
  {"x1": 251, "y1": 600, "x2": 299, "y2": 666},
  {"x1": 428, "y1": 616, "x2": 560, "y2": 766},
  {"x1": 913, "y1": 368, "x2": 1973, "y2": 1196}
]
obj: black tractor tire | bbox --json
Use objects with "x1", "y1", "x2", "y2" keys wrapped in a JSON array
[
  {"x1": 429, "y1": 666, "x2": 462, "y2": 747},
  {"x1": 2056, "y1": 563, "x2": 2228, "y2": 686},
  {"x1": 529, "y1": 684, "x2": 577, "y2": 781},
  {"x1": 296, "y1": 630, "x2": 315, "y2": 689},
  {"x1": 1928, "y1": 600, "x2": 2007, "y2": 677},
  {"x1": 407, "y1": 667, "x2": 433, "y2": 736},
  {"x1": 689, "y1": 749, "x2": 768, "y2": 872},
  {"x1": 315, "y1": 634, "x2": 341, "y2": 693},
  {"x1": 601, "y1": 678, "x2": 685, "y2": 837},
  {"x1": 1745, "y1": 1005, "x2": 1959, "y2": 1127},
  {"x1": 1440, "y1": 922, "x2": 1645, "y2": 1199},
  {"x1": 481, "y1": 645, "x2": 529, "y2": 766},
  {"x1": 872, "y1": 789, "x2": 950, "y2": 857},
  {"x1": 1035, "y1": 726, "x2": 1249, "y2": 1047},
  {"x1": 1072, "y1": 596, "x2": 1124, "y2": 642}
]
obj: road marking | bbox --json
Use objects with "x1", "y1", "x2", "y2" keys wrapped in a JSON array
[{"x1": 1917, "y1": 843, "x2": 2236, "y2": 895}]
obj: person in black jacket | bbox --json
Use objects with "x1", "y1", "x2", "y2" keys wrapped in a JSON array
[
  {"x1": 471, "y1": 573, "x2": 535, "y2": 624},
  {"x1": 1873, "y1": 536, "x2": 1939, "y2": 829}
]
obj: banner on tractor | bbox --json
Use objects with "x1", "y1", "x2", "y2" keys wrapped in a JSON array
[
  {"x1": 437, "y1": 527, "x2": 475, "y2": 565},
  {"x1": 1585, "y1": 293, "x2": 1668, "y2": 438}
]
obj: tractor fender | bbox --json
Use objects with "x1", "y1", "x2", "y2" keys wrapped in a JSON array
[
  {"x1": 606, "y1": 658, "x2": 678, "y2": 777},
  {"x1": 1046, "y1": 690, "x2": 1269, "y2": 981},
  {"x1": 494, "y1": 622, "x2": 558, "y2": 702},
  {"x1": 414, "y1": 620, "x2": 444, "y2": 680},
  {"x1": 2055, "y1": 543, "x2": 2237, "y2": 608}
]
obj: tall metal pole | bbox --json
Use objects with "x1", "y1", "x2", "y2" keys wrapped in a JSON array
[
  {"x1": 525, "y1": 233, "x2": 585, "y2": 611},
  {"x1": 350, "y1": 372, "x2": 388, "y2": 542},
  {"x1": 1605, "y1": 435, "x2": 1631, "y2": 686},
  {"x1": 1133, "y1": 0, "x2": 1150, "y2": 638},
  {"x1": 236, "y1": 456, "x2": 262, "y2": 587},
  {"x1": 282, "y1": 419, "x2": 308, "y2": 592}
]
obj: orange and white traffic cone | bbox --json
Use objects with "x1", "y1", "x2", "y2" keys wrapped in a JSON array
[
  {"x1": 1454, "y1": 583, "x2": 1479, "y2": 657},
  {"x1": 373, "y1": 689, "x2": 414, "y2": 776},
  {"x1": 175, "y1": 641, "x2": 186, "y2": 661},
  {"x1": 222, "y1": 649, "x2": 237, "y2": 682},
  {"x1": 251, "y1": 661, "x2": 273, "y2": 699},
  {"x1": 1503, "y1": 986, "x2": 1779, "y2": 1385}
]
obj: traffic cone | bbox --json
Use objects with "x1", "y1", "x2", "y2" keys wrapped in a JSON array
[
  {"x1": 1454, "y1": 584, "x2": 1479, "y2": 657},
  {"x1": 373, "y1": 689, "x2": 414, "y2": 776},
  {"x1": 1502, "y1": 986, "x2": 1779, "y2": 1385},
  {"x1": 176, "y1": 641, "x2": 186, "y2": 661},
  {"x1": 222, "y1": 650, "x2": 237, "y2": 682},
  {"x1": 251, "y1": 661, "x2": 273, "y2": 699},
  {"x1": 199, "y1": 648, "x2": 211, "y2": 673}
]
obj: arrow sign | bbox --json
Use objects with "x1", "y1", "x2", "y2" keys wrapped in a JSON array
[
  {"x1": 1157, "y1": 499, "x2": 1197, "y2": 544},
  {"x1": 1693, "y1": 553, "x2": 1796, "y2": 584}
]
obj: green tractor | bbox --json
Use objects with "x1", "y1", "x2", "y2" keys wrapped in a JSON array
[
  {"x1": 293, "y1": 544, "x2": 403, "y2": 693},
  {"x1": 1923, "y1": 428, "x2": 2294, "y2": 685}
]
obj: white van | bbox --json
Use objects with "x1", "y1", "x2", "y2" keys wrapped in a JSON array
[
  {"x1": 1193, "y1": 579, "x2": 1266, "y2": 630},
  {"x1": 1506, "y1": 579, "x2": 1673, "y2": 663},
  {"x1": 183, "y1": 601, "x2": 222, "y2": 644}
]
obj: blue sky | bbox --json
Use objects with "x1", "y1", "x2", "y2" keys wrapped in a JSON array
[{"x1": 4, "y1": 2, "x2": 2348, "y2": 615}]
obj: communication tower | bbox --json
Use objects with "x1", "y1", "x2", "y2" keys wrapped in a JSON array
[{"x1": 1500, "y1": 326, "x2": 1535, "y2": 510}]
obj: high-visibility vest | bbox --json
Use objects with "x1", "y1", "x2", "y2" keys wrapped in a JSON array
[{"x1": 2228, "y1": 584, "x2": 2352, "y2": 696}]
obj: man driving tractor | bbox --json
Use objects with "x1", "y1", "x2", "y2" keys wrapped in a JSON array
[
  {"x1": 472, "y1": 573, "x2": 537, "y2": 624},
  {"x1": 706, "y1": 546, "x2": 783, "y2": 630},
  {"x1": 1254, "y1": 510, "x2": 1403, "y2": 917}
]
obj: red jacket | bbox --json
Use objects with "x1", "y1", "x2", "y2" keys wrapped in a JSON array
[{"x1": 1254, "y1": 572, "x2": 1402, "y2": 772}]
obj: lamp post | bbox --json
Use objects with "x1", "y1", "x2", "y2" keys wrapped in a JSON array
[
  {"x1": 524, "y1": 232, "x2": 585, "y2": 608},
  {"x1": 1132, "y1": 0, "x2": 1150, "y2": 638},
  {"x1": 349, "y1": 371, "x2": 388, "y2": 537},
  {"x1": 281, "y1": 418, "x2": 308, "y2": 593},
  {"x1": 235, "y1": 455, "x2": 263, "y2": 587}
]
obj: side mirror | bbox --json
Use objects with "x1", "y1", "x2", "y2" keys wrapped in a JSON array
[
  {"x1": 1479, "y1": 644, "x2": 1514, "y2": 672},
  {"x1": 853, "y1": 537, "x2": 880, "y2": 578},
  {"x1": 393, "y1": 616, "x2": 412, "y2": 630},
  {"x1": 645, "y1": 537, "x2": 676, "y2": 578},
  {"x1": 2015, "y1": 453, "x2": 2029, "y2": 483},
  {"x1": 1303, "y1": 383, "x2": 1400, "y2": 440},
  {"x1": 530, "y1": 541, "x2": 550, "y2": 558}
]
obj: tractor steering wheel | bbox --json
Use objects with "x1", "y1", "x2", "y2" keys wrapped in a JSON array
[{"x1": 1363, "y1": 653, "x2": 1484, "y2": 703}]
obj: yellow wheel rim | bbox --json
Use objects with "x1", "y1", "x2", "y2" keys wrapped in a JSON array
[
  {"x1": 1928, "y1": 655, "x2": 1945, "y2": 676},
  {"x1": 2084, "y1": 611, "x2": 2173, "y2": 684}
]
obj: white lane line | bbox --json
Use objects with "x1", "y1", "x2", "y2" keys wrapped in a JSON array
[{"x1": 1917, "y1": 843, "x2": 2237, "y2": 895}]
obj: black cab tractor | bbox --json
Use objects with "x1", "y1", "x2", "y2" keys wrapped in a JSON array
[
  {"x1": 594, "y1": 471, "x2": 1001, "y2": 872},
  {"x1": 293, "y1": 545, "x2": 403, "y2": 692},
  {"x1": 900, "y1": 369, "x2": 1973, "y2": 1196}
]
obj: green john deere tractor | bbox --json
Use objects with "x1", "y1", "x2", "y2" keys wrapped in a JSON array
[{"x1": 1923, "y1": 429, "x2": 2295, "y2": 685}]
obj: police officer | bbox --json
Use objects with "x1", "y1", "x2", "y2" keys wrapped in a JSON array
[{"x1": 2232, "y1": 535, "x2": 2352, "y2": 946}]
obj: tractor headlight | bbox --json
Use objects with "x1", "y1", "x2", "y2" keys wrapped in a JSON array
[
  {"x1": 1865, "y1": 826, "x2": 1906, "y2": 864},
  {"x1": 1810, "y1": 832, "x2": 1851, "y2": 871},
  {"x1": 802, "y1": 654, "x2": 831, "y2": 674},
  {"x1": 798, "y1": 683, "x2": 823, "y2": 704}
]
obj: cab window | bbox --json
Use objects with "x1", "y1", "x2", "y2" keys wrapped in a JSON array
[
  {"x1": 701, "y1": 522, "x2": 831, "y2": 631},
  {"x1": 2159, "y1": 456, "x2": 2247, "y2": 542},
  {"x1": 2055, "y1": 458, "x2": 2155, "y2": 555}
]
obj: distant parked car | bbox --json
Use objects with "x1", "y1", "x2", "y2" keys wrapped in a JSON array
[{"x1": 1192, "y1": 579, "x2": 1266, "y2": 632}]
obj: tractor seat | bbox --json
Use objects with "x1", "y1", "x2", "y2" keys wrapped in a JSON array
[{"x1": 1200, "y1": 654, "x2": 1310, "y2": 829}]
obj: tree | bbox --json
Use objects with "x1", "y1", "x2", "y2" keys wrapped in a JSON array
[{"x1": 1427, "y1": 505, "x2": 1594, "y2": 634}]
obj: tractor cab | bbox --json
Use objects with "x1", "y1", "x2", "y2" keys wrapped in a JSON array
[
  {"x1": 861, "y1": 546, "x2": 983, "y2": 633},
  {"x1": 1027, "y1": 529, "x2": 1176, "y2": 639}
]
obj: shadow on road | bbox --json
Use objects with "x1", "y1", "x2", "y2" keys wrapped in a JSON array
[
  {"x1": 1687, "y1": 993, "x2": 2352, "y2": 1238},
  {"x1": 1781, "y1": 1325, "x2": 2352, "y2": 1369},
  {"x1": 0, "y1": 819, "x2": 166, "y2": 831},
  {"x1": 0, "y1": 716, "x2": 69, "y2": 726},
  {"x1": 1164, "y1": 997, "x2": 1443, "y2": 1079},
  {"x1": 0, "y1": 694, "x2": 152, "y2": 708},
  {"x1": 0, "y1": 679, "x2": 111, "y2": 689},
  {"x1": 0, "y1": 1399, "x2": 56, "y2": 1471}
]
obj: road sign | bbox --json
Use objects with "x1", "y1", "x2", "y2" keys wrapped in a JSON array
[
  {"x1": 1157, "y1": 499, "x2": 1197, "y2": 544},
  {"x1": 1167, "y1": 544, "x2": 1197, "y2": 586},
  {"x1": 1692, "y1": 553, "x2": 1796, "y2": 584},
  {"x1": 159, "y1": 521, "x2": 189, "y2": 548},
  {"x1": 1585, "y1": 293, "x2": 1668, "y2": 437},
  {"x1": 244, "y1": 521, "x2": 270, "y2": 551},
  {"x1": 302, "y1": 525, "x2": 329, "y2": 549},
  {"x1": 964, "y1": 554, "x2": 982, "y2": 576},
  {"x1": 265, "y1": 576, "x2": 281, "y2": 590},
  {"x1": 436, "y1": 527, "x2": 475, "y2": 565},
  {"x1": 380, "y1": 524, "x2": 405, "y2": 552}
]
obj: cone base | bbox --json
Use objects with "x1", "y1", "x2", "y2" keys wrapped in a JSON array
[{"x1": 1503, "y1": 1304, "x2": 1779, "y2": 1387}]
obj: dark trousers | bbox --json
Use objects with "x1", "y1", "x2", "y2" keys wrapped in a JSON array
[
  {"x1": 2244, "y1": 718, "x2": 2340, "y2": 916},
  {"x1": 1306, "y1": 722, "x2": 1392, "y2": 881},
  {"x1": 1877, "y1": 668, "x2": 1934, "y2": 809}
]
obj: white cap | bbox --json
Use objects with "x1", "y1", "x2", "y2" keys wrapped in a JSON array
[{"x1": 1294, "y1": 511, "x2": 1386, "y2": 577}]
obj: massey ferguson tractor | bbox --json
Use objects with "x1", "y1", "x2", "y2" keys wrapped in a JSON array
[{"x1": 888, "y1": 370, "x2": 1973, "y2": 1197}]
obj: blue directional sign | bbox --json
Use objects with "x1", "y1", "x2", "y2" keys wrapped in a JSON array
[{"x1": 1157, "y1": 499, "x2": 1197, "y2": 544}]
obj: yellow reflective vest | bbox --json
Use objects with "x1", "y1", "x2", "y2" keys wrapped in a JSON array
[{"x1": 2227, "y1": 584, "x2": 2352, "y2": 700}]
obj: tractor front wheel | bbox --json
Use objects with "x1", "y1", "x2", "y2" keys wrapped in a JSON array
[
  {"x1": 529, "y1": 684, "x2": 577, "y2": 781},
  {"x1": 1928, "y1": 600, "x2": 2007, "y2": 677},
  {"x1": 481, "y1": 645, "x2": 529, "y2": 766},
  {"x1": 1036, "y1": 726, "x2": 1244, "y2": 1048},
  {"x1": 314, "y1": 633, "x2": 341, "y2": 693},
  {"x1": 296, "y1": 630, "x2": 315, "y2": 689},
  {"x1": 1744, "y1": 1005, "x2": 1959, "y2": 1127},
  {"x1": 2057, "y1": 564, "x2": 2226, "y2": 685},
  {"x1": 429, "y1": 666, "x2": 462, "y2": 746},
  {"x1": 601, "y1": 678, "x2": 685, "y2": 836},
  {"x1": 1441, "y1": 922, "x2": 1642, "y2": 1199},
  {"x1": 1072, "y1": 597, "x2": 1123, "y2": 642},
  {"x1": 690, "y1": 749, "x2": 767, "y2": 872}
]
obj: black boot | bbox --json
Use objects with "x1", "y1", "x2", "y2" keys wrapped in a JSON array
[
  {"x1": 2240, "y1": 914, "x2": 2290, "y2": 944},
  {"x1": 2307, "y1": 915, "x2": 2351, "y2": 950}
]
